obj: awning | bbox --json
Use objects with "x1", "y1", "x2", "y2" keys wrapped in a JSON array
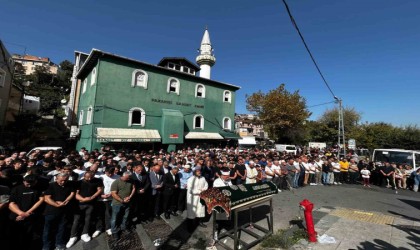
[
  {"x1": 219, "y1": 130, "x2": 242, "y2": 139},
  {"x1": 185, "y1": 132, "x2": 224, "y2": 140},
  {"x1": 238, "y1": 136, "x2": 257, "y2": 145},
  {"x1": 96, "y1": 128, "x2": 161, "y2": 142}
]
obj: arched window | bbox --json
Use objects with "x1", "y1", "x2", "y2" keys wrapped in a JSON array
[
  {"x1": 82, "y1": 79, "x2": 87, "y2": 93},
  {"x1": 86, "y1": 106, "x2": 93, "y2": 124},
  {"x1": 223, "y1": 90, "x2": 231, "y2": 103},
  {"x1": 167, "y1": 77, "x2": 180, "y2": 95},
  {"x1": 0, "y1": 68, "x2": 5, "y2": 87},
  {"x1": 91, "y1": 67, "x2": 97, "y2": 86},
  {"x1": 131, "y1": 69, "x2": 148, "y2": 89},
  {"x1": 78, "y1": 110, "x2": 84, "y2": 126},
  {"x1": 193, "y1": 114, "x2": 204, "y2": 129},
  {"x1": 223, "y1": 117, "x2": 231, "y2": 130},
  {"x1": 128, "y1": 107, "x2": 146, "y2": 126},
  {"x1": 195, "y1": 84, "x2": 205, "y2": 98}
]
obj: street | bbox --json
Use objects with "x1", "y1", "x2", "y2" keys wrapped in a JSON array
[{"x1": 71, "y1": 184, "x2": 420, "y2": 250}]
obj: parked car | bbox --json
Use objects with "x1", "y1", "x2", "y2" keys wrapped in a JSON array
[
  {"x1": 275, "y1": 144, "x2": 297, "y2": 155},
  {"x1": 26, "y1": 146, "x2": 62, "y2": 157}
]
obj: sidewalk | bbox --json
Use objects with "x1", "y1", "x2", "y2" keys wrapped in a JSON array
[{"x1": 292, "y1": 206, "x2": 420, "y2": 250}]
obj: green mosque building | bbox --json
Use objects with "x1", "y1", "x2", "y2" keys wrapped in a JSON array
[{"x1": 68, "y1": 29, "x2": 240, "y2": 151}]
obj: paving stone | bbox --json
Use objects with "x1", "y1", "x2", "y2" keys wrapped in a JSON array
[{"x1": 393, "y1": 217, "x2": 414, "y2": 226}]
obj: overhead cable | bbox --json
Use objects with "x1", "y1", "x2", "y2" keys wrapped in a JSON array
[{"x1": 281, "y1": 0, "x2": 337, "y2": 99}]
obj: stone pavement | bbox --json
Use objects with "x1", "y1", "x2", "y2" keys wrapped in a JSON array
[
  {"x1": 292, "y1": 206, "x2": 420, "y2": 250},
  {"x1": 68, "y1": 184, "x2": 420, "y2": 250}
]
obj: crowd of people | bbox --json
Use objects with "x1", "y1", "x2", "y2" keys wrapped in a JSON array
[{"x1": 0, "y1": 146, "x2": 419, "y2": 250}]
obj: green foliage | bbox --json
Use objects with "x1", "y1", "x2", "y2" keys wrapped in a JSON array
[
  {"x1": 310, "y1": 106, "x2": 420, "y2": 149},
  {"x1": 246, "y1": 84, "x2": 311, "y2": 143},
  {"x1": 260, "y1": 228, "x2": 307, "y2": 249},
  {"x1": 23, "y1": 60, "x2": 74, "y2": 115}
]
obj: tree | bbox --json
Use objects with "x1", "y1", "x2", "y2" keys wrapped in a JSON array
[
  {"x1": 246, "y1": 84, "x2": 311, "y2": 143},
  {"x1": 25, "y1": 60, "x2": 74, "y2": 115},
  {"x1": 315, "y1": 106, "x2": 362, "y2": 145},
  {"x1": 57, "y1": 60, "x2": 73, "y2": 88}
]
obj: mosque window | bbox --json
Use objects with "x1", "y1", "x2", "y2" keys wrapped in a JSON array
[
  {"x1": 91, "y1": 67, "x2": 96, "y2": 86},
  {"x1": 223, "y1": 90, "x2": 231, "y2": 103},
  {"x1": 193, "y1": 115, "x2": 204, "y2": 129},
  {"x1": 195, "y1": 84, "x2": 205, "y2": 98},
  {"x1": 223, "y1": 117, "x2": 231, "y2": 130},
  {"x1": 167, "y1": 78, "x2": 180, "y2": 95},
  {"x1": 86, "y1": 106, "x2": 93, "y2": 124},
  {"x1": 82, "y1": 79, "x2": 87, "y2": 93},
  {"x1": 0, "y1": 68, "x2": 5, "y2": 87},
  {"x1": 128, "y1": 107, "x2": 146, "y2": 126},
  {"x1": 131, "y1": 69, "x2": 148, "y2": 89},
  {"x1": 78, "y1": 110, "x2": 84, "y2": 125}
]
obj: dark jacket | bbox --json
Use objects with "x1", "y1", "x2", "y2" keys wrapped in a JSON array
[
  {"x1": 131, "y1": 171, "x2": 150, "y2": 193},
  {"x1": 162, "y1": 171, "x2": 180, "y2": 196}
]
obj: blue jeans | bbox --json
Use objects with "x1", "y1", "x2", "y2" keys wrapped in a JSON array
[
  {"x1": 292, "y1": 173, "x2": 299, "y2": 188},
  {"x1": 322, "y1": 172, "x2": 329, "y2": 184},
  {"x1": 42, "y1": 213, "x2": 68, "y2": 250},
  {"x1": 110, "y1": 203, "x2": 130, "y2": 234}
]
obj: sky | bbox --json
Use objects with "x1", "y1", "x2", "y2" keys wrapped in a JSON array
[{"x1": 1, "y1": 0, "x2": 420, "y2": 126}]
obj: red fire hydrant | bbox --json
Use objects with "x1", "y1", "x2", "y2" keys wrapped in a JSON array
[{"x1": 299, "y1": 199, "x2": 317, "y2": 242}]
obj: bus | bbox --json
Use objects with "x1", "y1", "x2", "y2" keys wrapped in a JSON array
[{"x1": 372, "y1": 149, "x2": 420, "y2": 170}]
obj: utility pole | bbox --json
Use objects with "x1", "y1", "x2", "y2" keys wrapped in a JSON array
[{"x1": 335, "y1": 96, "x2": 346, "y2": 157}]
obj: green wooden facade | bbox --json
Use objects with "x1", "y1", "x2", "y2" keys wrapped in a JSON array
[{"x1": 75, "y1": 50, "x2": 240, "y2": 151}]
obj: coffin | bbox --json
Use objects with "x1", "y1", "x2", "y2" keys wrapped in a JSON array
[{"x1": 200, "y1": 182, "x2": 278, "y2": 217}]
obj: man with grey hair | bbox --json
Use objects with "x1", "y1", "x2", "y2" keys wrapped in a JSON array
[
  {"x1": 110, "y1": 171, "x2": 135, "y2": 239},
  {"x1": 42, "y1": 173, "x2": 75, "y2": 250}
]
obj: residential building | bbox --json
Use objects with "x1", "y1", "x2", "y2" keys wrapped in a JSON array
[
  {"x1": 12, "y1": 54, "x2": 59, "y2": 75},
  {"x1": 69, "y1": 29, "x2": 240, "y2": 151},
  {"x1": 22, "y1": 95, "x2": 40, "y2": 114},
  {"x1": 0, "y1": 40, "x2": 15, "y2": 131},
  {"x1": 235, "y1": 114, "x2": 268, "y2": 139}
]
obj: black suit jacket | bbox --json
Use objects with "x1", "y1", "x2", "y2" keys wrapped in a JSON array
[
  {"x1": 131, "y1": 171, "x2": 150, "y2": 194},
  {"x1": 162, "y1": 172, "x2": 180, "y2": 196}
]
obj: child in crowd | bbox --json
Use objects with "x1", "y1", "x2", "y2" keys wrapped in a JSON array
[{"x1": 360, "y1": 166, "x2": 371, "y2": 187}]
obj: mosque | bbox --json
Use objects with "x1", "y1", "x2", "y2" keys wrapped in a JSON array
[{"x1": 67, "y1": 29, "x2": 241, "y2": 151}]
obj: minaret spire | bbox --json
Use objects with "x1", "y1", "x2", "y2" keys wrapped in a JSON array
[{"x1": 196, "y1": 28, "x2": 216, "y2": 79}]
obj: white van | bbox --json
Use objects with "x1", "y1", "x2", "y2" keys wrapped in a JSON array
[
  {"x1": 26, "y1": 146, "x2": 63, "y2": 157},
  {"x1": 275, "y1": 144, "x2": 297, "y2": 155},
  {"x1": 372, "y1": 149, "x2": 419, "y2": 170}
]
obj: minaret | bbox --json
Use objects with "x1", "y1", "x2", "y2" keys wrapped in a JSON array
[{"x1": 196, "y1": 28, "x2": 216, "y2": 79}]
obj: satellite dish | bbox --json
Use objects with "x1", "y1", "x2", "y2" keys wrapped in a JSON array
[
  {"x1": 60, "y1": 99, "x2": 67, "y2": 104},
  {"x1": 63, "y1": 116, "x2": 68, "y2": 120}
]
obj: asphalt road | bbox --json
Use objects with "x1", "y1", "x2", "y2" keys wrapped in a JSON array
[
  {"x1": 71, "y1": 184, "x2": 420, "y2": 250},
  {"x1": 271, "y1": 184, "x2": 420, "y2": 230}
]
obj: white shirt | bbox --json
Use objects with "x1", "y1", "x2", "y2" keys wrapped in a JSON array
[
  {"x1": 332, "y1": 162, "x2": 341, "y2": 172},
  {"x1": 100, "y1": 174, "x2": 119, "y2": 200},
  {"x1": 246, "y1": 166, "x2": 258, "y2": 184},
  {"x1": 360, "y1": 169, "x2": 371, "y2": 178},
  {"x1": 272, "y1": 164, "x2": 281, "y2": 177},
  {"x1": 265, "y1": 165, "x2": 274, "y2": 179},
  {"x1": 213, "y1": 177, "x2": 232, "y2": 187}
]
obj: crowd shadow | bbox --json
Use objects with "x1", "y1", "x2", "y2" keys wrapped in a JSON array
[
  {"x1": 398, "y1": 198, "x2": 420, "y2": 211},
  {"x1": 388, "y1": 210, "x2": 420, "y2": 222},
  {"x1": 389, "y1": 223, "x2": 420, "y2": 250},
  {"x1": 159, "y1": 218, "x2": 197, "y2": 250},
  {"x1": 356, "y1": 238, "x2": 411, "y2": 250}
]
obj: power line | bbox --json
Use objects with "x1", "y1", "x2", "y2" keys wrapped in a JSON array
[
  {"x1": 281, "y1": 0, "x2": 337, "y2": 99},
  {"x1": 2, "y1": 41, "x2": 27, "y2": 54},
  {"x1": 307, "y1": 100, "x2": 336, "y2": 108}
]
